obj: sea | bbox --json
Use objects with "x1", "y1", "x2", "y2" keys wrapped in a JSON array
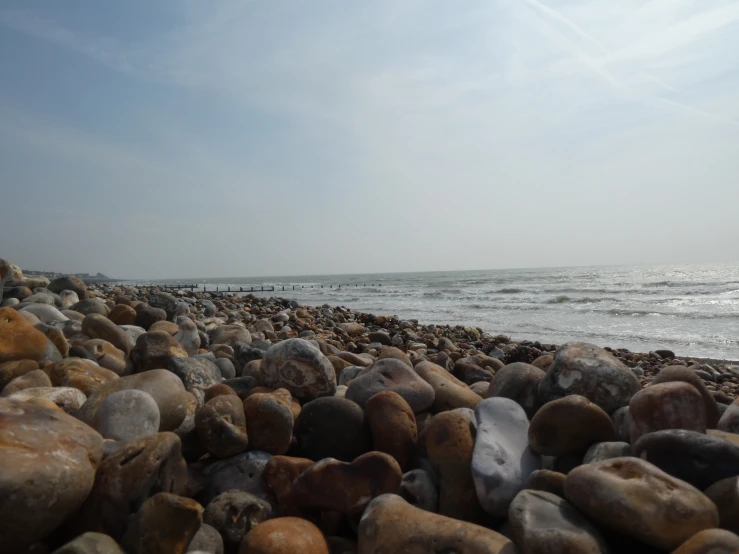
[{"x1": 142, "y1": 263, "x2": 739, "y2": 360}]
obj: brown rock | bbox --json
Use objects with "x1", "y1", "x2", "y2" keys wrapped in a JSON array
[
  {"x1": 195, "y1": 395, "x2": 249, "y2": 458},
  {"x1": 131, "y1": 331, "x2": 188, "y2": 372},
  {"x1": 414, "y1": 360, "x2": 481, "y2": 412},
  {"x1": 531, "y1": 354, "x2": 554, "y2": 370},
  {"x1": 377, "y1": 346, "x2": 412, "y2": 367},
  {"x1": 51, "y1": 358, "x2": 119, "y2": 396},
  {"x1": 243, "y1": 388, "x2": 294, "y2": 455},
  {"x1": 0, "y1": 368, "x2": 51, "y2": 396},
  {"x1": 339, "y1": 322, "x2": 366, "y2": 336},
  {"x1": 81, "y1": 314, "x2": 134, "y2": 356},
  {"x1": 365, "y1": 390, "x2": 417, "y2": 470},
  {"x1": 357, "y1": 494, "x2": 515, "y2": 554},
  {"x1": 629, "y1": 381, "x2": 707, "y2": 443},
  {"x1": 704, "y1": 477, "x2": 739, "y2": 534},
  {"x1": 337, "y1": 351, "x2": 373, "y2": 367},
  {"x1": 48, "y1": 275, "x2": 89, "y2": 299},
  {"x1": 718, "y1": 398, "x2": 739, "y2": 434},
  {"x1": 134, "y1": 303, "x2": 167, "y2": 330},
  {"x1": 709, "y1": 429, "x2": 739, "y2": 446},
  {"x1": 107, "y1": 304, "x2": 137, "y2": 326},
  {"x1": 82, "y1": 339, "x2": 131, "y2": 376},
  {"x1": 424, "y1": 410, "x2": 482, "y2": 522},
  {"x1": 75, "y1": 432, "x2": 187, "y2": 539},
  {"x1": 290, "y1": 451, "x2": 402, "y2": 517},
  {"x1": 564, "y1": 457, "x2": 718, "y2": 550},
  {"x1": 671, "y1": 529, "x2": 739, "y2": 554},
  {"x1": 653, "y1": 365, "x2": 720, "y2": 428},
  {"x1": 0, "y1": 359, "x2": 39, "y2": 389},
  {"x1": 204, "y1": 383, "x2": 239, "y2": 403},
  {"x1": 121, "y1": 493, "x2": 202, "y2": 554},
  {"x1": 328, "y1": 355, "x2": 352, "y2": 378},
  {"x1": 528, "y1": 469, "x2": 566, "y2": 498},
  {"x1": 239, "y1": 517, "x2": 329, "y2": 554},
  {"x1": 529, "y1": 395, "x2": 617, "y2": 456},
  {"x1": 263, "y1": 455, "x2": 315, "y2": 514},
  {"x1": 0, "y1": 398, "x2": 104, "y2": 552},
  {"x1": 149, "y1": 320, "x2": 179, "y2": 335},
  {"x1": 487, "y1": 362, "x2": 546, "y2": 419},
  {"x1": 0, "y1": 307, "x2": 61, "y2": 364}
]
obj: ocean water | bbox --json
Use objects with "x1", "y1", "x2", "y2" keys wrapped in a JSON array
[{"x1": 145, "y1": 263, "x2": 739, "y2": 360}]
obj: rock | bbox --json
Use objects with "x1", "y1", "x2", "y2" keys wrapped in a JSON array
[
  {"x1": 149, "y1": 292, "x2": 179, "y2": 320},
  {"x1": 718, "y1": 398, "x2": 739, "y2": 434},
  {"x1": 19, "y1": 303, "x2": 69, "y2": 323},
  {"x1": 243, "y1": 388, "x2": 293, "y2": 455},
  {"x1": 295, "y1": 396, "x2": 371, "y2": 462},
  {"x1": 398, "y1": 469, "x2": 438, "y2": 513},
  {"x1": 204, "y1": 383, "x2": 239, "y2": 402},
  {"x1": 261, "y1": 338, "x2": 336, "y2": 401},
  {"x1": 77, "y1": 368, "x2": 189, "y2": 432},
  {"x1": 121, "y1": 492, "x2": 202, "y2": 554},
  {"x1": 131, "y1": 331, "x2": 188, "y2": 372},
  {"x1": 48, "y1": 276, "x2": 89, "y2": 299},
  {"x1": 582, "y1": 441, "x2": 632, "y2": 463},
  {"x1": 671, "y1": 529, "x2": 739, "y2": 554},
  {"x1": 71, "y1": 298, "x2": 110, "y2": 316},
  {"x1": 195, "y1": 395, "x2": 249, "y2": 458},
  {"x1": 486, "y1": 362, "x2": 546, "y2": 418},
  {"x1": 0, "y1": 307, "x2": 62, "y2": 364},
  {"x1": 204, "y1": 490, "x2": 272, "y2": 549},
  {"x1": 175, "y1": 318, "x2": 201, "y2": 356},
  {"x1": 528, "y1": 469, "x2": 566, "y2": 497},
  {"x1": 453, "y1": 359, "x2": 494, "y2": 386},
  {"x1": 633, "y1": 429, "x2": 739, "y2": 489},
  {"x1": 80, "y1": 314, "x2": 133, "y2": 355},
  {"x1": 9, "y1": 386, "x2": 87, "y2": 413},
  {"x1": 704, "y1": 477, "x2": 739, "y2": 534},
  {"x1": 0, "y1": 398, "x2": 104, "y2": 551},
  {"x1": 425, "y1": 410, "x2": 482, "y2": 522},
  {"x1": 653, "y1": 365, "x2": 720, "y2": 428},
  {"x1": 290, "y1": 451, "x2": 402, "y2": 516},
  {"x1": 0, "y1": 368, "x2": 51, "y2": 396},
  {"x1": 508, "y1": 489, "x2": 609, "y2": 554},
  {"x1": 346, "y1": 358, "x2": 434, "y2": 412},
  {"x1": 239, "y1": 517, "x2": 329, "y2": 554},
  {"x1": 414, "y1": 360, "x2": 481, "y2": 412},
  {"x1": 107, "y1": 304, "x2": 137, "y2": 326},
  {"x1": 201, "y1": 451, "x2": 274, "y2": 505},
  {"x1": 263, "y1": 455, "x2": 315, "y2": 514},
  {"x1": 212, "y1": 323, "x2": 252, "y2": 346},
  {"x1": 75, "y1": 432, "x2": 187, "y2": 539},
  {"x1": 24, "y1": 290, "x2": 56, "y2": 305},
  {"x1": 94, "y1": 389, "x2": 160, "y2": 441},
  {"x1": 51, "y1": 532, "x2": 125, "y2": 554},
  {"x1": 187, "y1": 523, "x2": 224, "y2": 554},
  {"x1": 339, "y1": 365, "x2": 363, "y2": 385},
  {"x1": 51, "y1": 358, "x2": 119, "y2": 396},
  {"x1": 529, "y1": 395, "x2": 617, "y2": 456},
  {"x1": 365, "y1": 390, "x2": 417, "y2": 470},
  {"x1": 538, "y1": 342, "x2": 641, "y2": 414},
  {"x1": 357, "y1": 494, "x2": 514, "y2": 554},
  {"x1": 214, "y1": 358, "x2": 235, "y2": 380},
  {"x1": 629, "y1": 382, "x2": 707, "y2": 443},
  {"x1": 60, "y1": 290, "x2": 81, "y2": 310},
  {"x1": 0, "y1": 358, "x2": 39, "y2": 389},
  {"x1": 82, "y1": 339, "x2": 131, "y2": 375},
  {"x1": 611, "y1": 406, "x2": 631, "y2": 442},
  {"x1": 472, "y1": 397, "x2": 541, "y2": 518},
  {"x1": 339, "y1": 322, "x2": 366, "y2": 336},
  {"x1": 168, "y1": 357, "x2": 221, "y2": 405},
  {"x1": 564, "y1": 457, "x2": 718, "y2": 550},
  {"x1": 134, "y1": 303, "x2": 167, "y2": 329}
]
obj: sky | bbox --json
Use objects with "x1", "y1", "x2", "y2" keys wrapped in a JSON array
[{"x1": 0, "y1": 0, "x2": 738, "y2": 279}]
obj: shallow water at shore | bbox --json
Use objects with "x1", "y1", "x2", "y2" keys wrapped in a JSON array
[{"x1": 141, "y1": 262, "x2": 739, "y2": 359}]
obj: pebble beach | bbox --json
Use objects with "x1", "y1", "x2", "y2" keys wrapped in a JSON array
[{"x1": 2, "y1": 257, "x2": 739, "y2": 554}]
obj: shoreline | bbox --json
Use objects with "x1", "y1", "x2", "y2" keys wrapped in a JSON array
[{"x1": 3, "y1": 267, "x2": 739, "y2": 552}]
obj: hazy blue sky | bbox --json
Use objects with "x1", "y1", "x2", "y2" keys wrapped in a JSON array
[{"x1": 1, "y1": 1, "x2": 738, "y2": 279}]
